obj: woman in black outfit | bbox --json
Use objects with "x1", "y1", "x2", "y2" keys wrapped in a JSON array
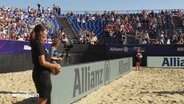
[
  {"x1": 29, "y1": 24, "x2": 61, "y2": 104},
  {"x1": 135, "y1": 48, "x2": 143, "y2": 71}
]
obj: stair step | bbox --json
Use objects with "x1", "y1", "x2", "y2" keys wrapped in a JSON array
[{"x1": 58, "y1": 17, "x2": 80, "y2": 43}]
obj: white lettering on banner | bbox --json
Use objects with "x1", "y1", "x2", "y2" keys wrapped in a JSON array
[
  {"x1": 73, "y1": 66, "x2": 103, "y2": 97},
  {"x1": 110, "y1": 47, "x2": 123, "y2": 52},
  {"x1": 177, "y1": 47, "x2": 184, "y2": 51},
  {"x1": 123, "y1": 47, "x2": 129, "y2": 52},
  {"x1": 23, "y1": 45, "x2": 31, "y2": 50},
  {"x1": 162, "y1": 57, "x2": 184, "y2": 66}
]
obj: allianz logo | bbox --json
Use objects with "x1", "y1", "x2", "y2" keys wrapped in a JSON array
[
  {"x1": 162, "y1": 57, "x2": 184, "y2": 66},
  {"x1": 73, "y1": 61, "x2": 110, "y2": 97}
]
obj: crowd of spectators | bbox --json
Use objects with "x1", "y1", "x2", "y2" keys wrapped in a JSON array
[
  {"x1": 0, "y1": 5, "x2": 61, "y2": 42},
  {"x1": 78, "y1": 29, "x2": 98, "y2": 44},
  {"x1": 67, "y1": 9, "x2": 184, "y2": 45},
  {"x1": 1, "y1": 7, "x2": 184, "y2": 45}
]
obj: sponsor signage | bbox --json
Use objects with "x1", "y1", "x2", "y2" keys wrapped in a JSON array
[
  {"x1": 23, "y1": 45, "x2": 31, "y2": 50},
  {"x1": 51, "y1": 58, "x2": 132, "y2": 104},
  {"x1": 73, "y1": 65, "x2": 104, "y2": 97},
  {"x1": 177, "y1": 47, "x2": 184, "y2": 51},
  {"x1": 147, "y1": 56, "x2": 184, "y2": 68},
  {"x1": 108, "y1": 45, "x2": 184, "y2": 56},
  {"x1": 0, "y1": 40, "x2": 50, "y2": 54}
]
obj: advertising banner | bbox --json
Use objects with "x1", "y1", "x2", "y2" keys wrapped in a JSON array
[
  {"x1": 147, "y1": 56, "x2": 184, "y2": 68},
  {"x1": 0, "y1": 40, "x2": 50, "y2": 54},
  {"x1": 51, "y1": 57, "x2": 132, "y2": 104},
  {"x1": 107, "y1": 45, "x2": 184, "y2": 56}
]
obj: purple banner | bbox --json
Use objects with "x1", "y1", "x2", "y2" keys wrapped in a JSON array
[{"x1": 0, "y1": 40, "x2": 50, "y2": 55}]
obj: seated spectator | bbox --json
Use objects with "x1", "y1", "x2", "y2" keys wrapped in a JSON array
[{"x1": 0, "y1": 5, "x2": 61, "y2": 42}]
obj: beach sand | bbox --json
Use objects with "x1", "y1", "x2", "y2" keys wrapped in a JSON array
[
  {"x1": 1, "y1": 68, "x2": 184, "y2": 104},
  {"x1": 0, "y1": 70, "x2": 36, "y2": 104}
]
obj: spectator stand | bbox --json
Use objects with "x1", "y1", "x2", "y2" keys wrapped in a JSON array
[{"x1": 64, "y1": 9, "x2": 184, "y2": 45}]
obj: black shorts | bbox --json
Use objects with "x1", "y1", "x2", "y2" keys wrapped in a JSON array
[
  {"x1": 135, "y1": 58, "x2": 141, "y2": 63},
  {"x1": 32, "y1": 66, "x2": 52, "y2": 99}
]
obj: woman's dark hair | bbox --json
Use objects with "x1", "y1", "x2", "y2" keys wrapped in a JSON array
[{"x1": 29, "y1": 24, "x2": 46, "y2": 47}]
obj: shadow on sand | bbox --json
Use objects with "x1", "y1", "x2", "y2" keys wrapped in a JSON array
[
  {"x1": 152, "y1": 91, "x2": 184, "y2": 95},
  {"x1": 13, "y1": 97, "x2": 37, "y2": 104}
]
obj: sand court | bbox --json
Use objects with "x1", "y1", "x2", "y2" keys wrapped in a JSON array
[{"x1": 1, "y1": 68, "x2": 184, "y2": 104}]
